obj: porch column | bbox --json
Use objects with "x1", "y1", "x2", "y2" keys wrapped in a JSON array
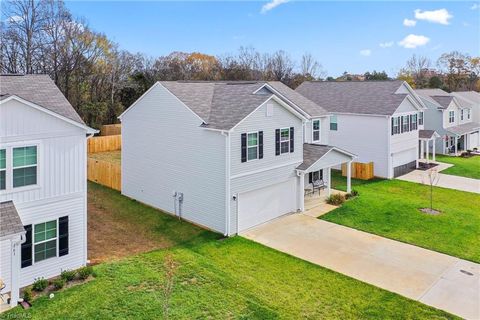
[
  {"x1": 425, "y1": 140, "x2": 430, "y2": 163},
  {"x1": 455, "y1": 136, "x2": 458, "y2": 154},
  {"x1": 10, "y1": 236, "x2": 23, "y2": 308},
  {"x1": 299, "y1": 172, "x2": 305, "y2": 212},
  {"x1": 420, "y1": 140, "x2": 425, "y2": 160},
  {"x1": 327, "y1": 167, "x2": 332, "y2": 197},
  {"x1": 432, "y1": 139, "x2": 436, "y2": 161},
  {"x1": 346, "y1": 161, "x2": 352, "y2": 194}
]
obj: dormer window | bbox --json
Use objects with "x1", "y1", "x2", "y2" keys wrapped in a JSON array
[{"x1": 312, "y1": 120, "x2": 320, "y2": 142}]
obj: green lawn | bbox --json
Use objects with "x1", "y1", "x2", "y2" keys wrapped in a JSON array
[
  {"x1": 3, "y1": 183, "x2": 456, "y2": 320},
  {"x1": 324, "y1": 171, "x2": 480, "y2": 263},
  {"x1": 435, "y1": 154, "x2": 480, "y2": 179}
]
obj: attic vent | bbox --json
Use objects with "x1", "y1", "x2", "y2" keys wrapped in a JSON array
[{"x1": 266, "y1": 103, "x2": 274, "y2": 117}]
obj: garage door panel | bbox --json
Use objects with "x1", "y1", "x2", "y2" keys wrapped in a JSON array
[
  {"x1": 238, "y1": 178, "x2": 296, "y2": 232},
  {"x1": 469, "y1": 132, "x2": 479, "y2": 149}
]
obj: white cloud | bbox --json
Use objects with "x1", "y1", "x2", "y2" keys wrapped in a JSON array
[
  {"x1": 379, "y1": 41, "x2": 394, "y2": 48},
  {"x1": 414, "y1": 9, "x2": 453, "y2": 25},
  {"x1": 360, "y1": 49, "x2": 371, "y2": 56},
  {"x1": 261, "y1": 0, "x2": 289, "y2": 14},
  {"x1": 471, "y1": 3, "x2": 479, "y2": 10},
  {"x1": 403, "y1": 19, "x2": 417, "y2": 27},
  {"x1": 7, "y1": 15, "x2": 23, "y2": 23},
  {"x1": 398, "y1": 34, "x2": 430, "y2": 48}
]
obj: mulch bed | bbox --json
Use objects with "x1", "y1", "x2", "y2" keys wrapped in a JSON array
[
  {"x1": 417, "y1": 162, "x2": 439, "y2": 171},
  {"x1": 420, "y1": 208, "x2": 442, "y2": 215}
]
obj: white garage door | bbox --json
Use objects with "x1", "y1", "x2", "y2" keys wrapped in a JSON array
[
  {"x1": 392, "y1": 148, "x2": 417, "y2": 167},
  {"x1": 238, "y1": 178, "x2": 297, "y2": 232},
  {"x1": 469, "y1": 132, "x2": 479, "y2": 149}
]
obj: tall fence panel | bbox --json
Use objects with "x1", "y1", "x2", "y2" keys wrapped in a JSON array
[
  {"x1": 87, "y1": 158, "x2": 121, "y2": 191},
  {"x1": 100, "y1": 124, "x2": 121, "y2": 136},
  {"x1": 87, "y1": 135, "x2": 121, "y2": 153},
  {"x1": 342, "y1": 161, "x2": 374, "y2": 180}
]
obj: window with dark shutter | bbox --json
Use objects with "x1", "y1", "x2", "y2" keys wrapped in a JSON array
[
  {"x1": 289, "y1": 127, "x2": 294, "y2": 153},
  {"x1": 275, "y1": 129, "x2": 280, "y2": 155},
  {"x1": 258, "y1": 131, "x2": 264, "y2": 159},
  {"x1": 241, "y1": 133, "x2": 247, "y2": 163},
  {"x1": 21, "y1": 224, "x2": 32, "y2": 268},
  {"x1": 59, "y1": 216, "x2": 69, "y2": 257},
  {"x1": 309, "y1": 172, "x2": 313, "y2": 183},
  {"x1": 391, "y1": 117, "x2": 394, "y2": 135}
]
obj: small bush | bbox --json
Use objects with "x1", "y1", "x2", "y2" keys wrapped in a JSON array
[
  {"x1": 32, "y1": 278, "x2": 48, "y2": 292},
  {"x1": 23, "y1": 287, "x2": 33, "y2": 302},
  {"x1": 326, "y1": 193, "x2": 345, "y2": 206},
  {"x1": 61, "y1": 269, "x2": 76, "y2": 282},
  {"x1": 78, "y1": 266, "x2": 94, "y2": 280},
  {"x1": 53, "y1": 278, "x2": 65, "y2": 290},
  {"x1": 346, "y1": 189, "x2": 359, "y2": 199}
]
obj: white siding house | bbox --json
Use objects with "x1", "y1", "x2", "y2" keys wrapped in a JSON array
[
  {"x1": 0, "y1": 75, "x2": 95, "y2": 308},
  {"x1": 120, "y1": 81, "x2": 356, "y2": 236},
  {"x1": 296, "y1": 81, "x2": 428, "y2": 178}
]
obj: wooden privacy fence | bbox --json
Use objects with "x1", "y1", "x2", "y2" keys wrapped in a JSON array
[
  {"x1": 88, "y1": 158, "x2": 121, "y2": 191},
  {"x1": 100, "y1": 124, "x2": 121, "y2": 136},
  {"x1": 341, "y1": 161, "x2": 374, "y2": 180},
  {"x1": 88, "y1": 135, "x2": 121, "y2": 153}
]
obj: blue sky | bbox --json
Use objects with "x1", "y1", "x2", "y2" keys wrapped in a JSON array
[{"x1": 66, "y1": 1, "x2": 480, "y2": 77}]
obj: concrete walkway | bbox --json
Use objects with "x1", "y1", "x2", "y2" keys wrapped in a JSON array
[
  {"x1": 242, "y1": 214, "x2": 480, "y2": 319},
  {"x1": 397, "y1": 162, "x2": 480, "y2": 194}
]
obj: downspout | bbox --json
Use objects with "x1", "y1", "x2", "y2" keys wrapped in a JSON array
[
  {"x1": 85, "y1": 132, "x2": 95, "y2": 265},
  {"x1": 221, "y1": 131, "x2": 231, "y2": 236},
  {"x1": 387, "y1": 115, "x2": 393, "y2": 179}
]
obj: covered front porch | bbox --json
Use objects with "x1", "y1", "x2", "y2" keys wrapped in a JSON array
[
  {"x1": 444, "y1": 122, "x2": 480, "y2": 155},
  {"x1": 296, "y1": 144, "x2": 356, "y2": 213},
  {"x1": 419, "y1": 129, "x2": 440, "y2": 165},
  {"x1": 0, "y1": 201, "x2": 26, "y2": 312}
]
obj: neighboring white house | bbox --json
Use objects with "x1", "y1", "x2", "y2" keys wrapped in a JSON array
[
  {"x1": 451, "y1": 91, "x2": 480, "y2": 132},
  {"x1": 0, "y1": 75, "x2": 96, "y2": 308},
  {"x1": 296, "y1": 81, "x2": 429, "y2": 178},
  {"x1": 416, "y1": 89, "x2": 480, "y2": 154},
  {"x1": 119, "y1": 81, "x2": 356, "y2": 236}
]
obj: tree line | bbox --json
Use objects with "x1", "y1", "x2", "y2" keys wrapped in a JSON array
[{"x1": 1, "y1": 0, "x2": 479, "y2": 128}]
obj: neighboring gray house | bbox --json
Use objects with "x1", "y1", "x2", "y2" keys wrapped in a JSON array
[
  {"x1": 0, "y1": 75, "x2": 96, "y2": 309},
  {"x1": 296, "y1": 81, "x2": 428, "y2": 178},
  {"x1": 119, "y1": 81, "x2": 356, "y2": 235},
  {"x1": 416, "y1": 89, "x2": 480, "y2": 154},
  {"x1": 451, "y1": 91, "x2": 480, "y2": 125}
]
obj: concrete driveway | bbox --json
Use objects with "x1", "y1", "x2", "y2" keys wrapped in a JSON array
[
  {"x1": 242, "y1": 214, "x2": 480, "y2": 319},
  {"x1": 397, "y1": 162, "x2": 480, "y2": 194}
]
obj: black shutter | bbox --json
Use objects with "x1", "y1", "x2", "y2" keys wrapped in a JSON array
[
  {"x1": 400, "y1": 117, "x2": 403, "y2": 133},
  {"x1": 21, "y1": 225, "x2": 32, "y2": 268},
  {"x1": 275, "y1": 129, "x2": 280, "y2": 156},
  {"x1": 309, "y1": 172, "x2": 313, "y2": 183},
  {"x1": 59, "y1": 216, "x2": 69, "y2": 257},
  {"x1": 258, "y1": 131, "x2": 263, "y2": 159},
  {"x1": 241, "y1": 133, "x2": 247, "y2": 163},
  {"x1": 408, "y1": 115, "x2": 411, "y2": 132},
  {"x1": 289, "y1": 127, "x2": 294, "y2": 153},
  {"x1": 391, "y1": 117, "x2": 394, "y2": 135}
]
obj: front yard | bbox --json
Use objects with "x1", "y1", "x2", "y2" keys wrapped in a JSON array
[
  {"x1": 4, "y1": 182, "x2": 455, "y2": 319},
  {"x1": 435, "y1": 154, "x2": 480, "y2": 179},
  {"x1": 323, "y1": 171, "x2": 480, "y2": 263}
]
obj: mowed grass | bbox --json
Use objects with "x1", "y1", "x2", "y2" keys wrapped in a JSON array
[
  {"x1": 323, "y1": 171, "x2": 480, "y2": 263},
  {"x1": 3, "y1": 183, "x2": 456, "y2": 320},
  {"x1": 88, "y1": 150, "x2": 121, "y2": 165},
  {"x1": 435, "y1": 154, "x2": 480, "y2": 179}
]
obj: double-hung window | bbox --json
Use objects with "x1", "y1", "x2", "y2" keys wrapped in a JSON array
[
  {"x1": 392, "y1": 117, "x2": 400, "y2": 135},
  {"x1": 13, "y1": 146, "x2": 37, "y2": 188},
  {"x1": 330, "y1": 115, "x2": 338, "y2": 131},
  {"x1": 34, "y1": 220, "x2": 57, "y2": 263},
  {"x1": 312, "y1": 120, "x2": 320, "y2": 142},
  {"x1": 280, "y1": 128, "x2": 290, "y2": 154},
  {"x1": 467, "y1": 109, "x2": 471, "y2": 120},
  {"x1": 448, "y1": 111, "x2": 455, "y2": 123},
  {"x1": 418, "y1": 112, "x2": 424, "y2": 125},
  {"x1": 411, "y1": 114, "x2": 418, "y2": 130},
  {"x1": 402, "y1": 115, "x2": 409, "y2": 132},
  {"x1": 461, "y1": 109, "x2": 464, "y2": 121},
  {"x1": 247, "y1": 132, "x2": 258, "y2": 161},
  {"x1": 0, "y1": 149, "x2": 5, "y2": 190}
]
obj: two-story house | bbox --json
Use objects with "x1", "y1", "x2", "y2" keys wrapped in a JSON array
[
  {"x1": 451, "y1": 91, "x2": 480, "y2": 149},
  {"x1": 119, "y1": 81, "x2": 356, "y2": 236},
  {"x1": 0, "y1": 75, "x2": 95, "y2": 308},
  {"x1": 415, "y1": 89, "x2": 480, "y2": 154},
  {"x1": 296, "y1": 81, "x2": 428, "y2": 178}
]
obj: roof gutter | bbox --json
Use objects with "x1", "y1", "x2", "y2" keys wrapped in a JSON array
[{"x1": 221, "y1": 131, "x2": 231, "y2": 236}]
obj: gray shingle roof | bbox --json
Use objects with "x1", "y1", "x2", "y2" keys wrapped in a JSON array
[
  {"x1": 0, "y1": 74, "x2": 85, "y2": 124},
  {"x1": 452, "y1": 91, "x2": 480, "y2": 104},
  {"x1": 297, "y1": 144, "x2": 333, "y2": 170},
  {"x1": 415, "y1": 89, "x2": 454, "y2": 109},
  {"x1": 419, "y1": 129, "x2": 437, "y2": 139},
  {"x1": 0, "y1": 201, "x2": 25, "y2": 238},
  {"x1": 267, "y1": 81, "x2": 327, "y2": 117},
  {"x1": 159, "y1": 81, "x2": 323, "y2": 130},
  {"x1": 431, "y1": 96, "x2": 454, "y2": 109},
  {"x1": 446, "y1": 122, "x2": 480, "y2": 136},
  {"x1": 295, "y1": 80, "x2": 407, "y2": 116}
]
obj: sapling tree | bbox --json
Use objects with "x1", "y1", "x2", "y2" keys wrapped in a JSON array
[{"x1": 422, "y1": 169, "x2": 440, "y2": 212}]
